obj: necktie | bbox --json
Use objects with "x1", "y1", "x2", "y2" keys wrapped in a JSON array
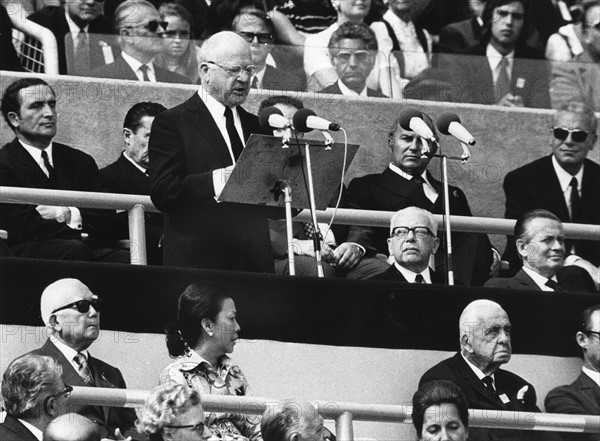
[
  {"x1": 74, "y1": 353, "x2": 95, "y2": 385},
  {"x1": 41, "y1": 150, "x2": 59, "y2": 188},
  {"x1": 303, "y1": 222, "x2": 316, "y2": 240},
  {"x1": 569, "y1": 177, "x2": 580, "y2": 222},
  {"x1": 224, "y1": 107, "x2": 244, "y2": 161},
  {"x1": 139, "y1": 64, "x2": 150, "y2": 82},
  {"x1": 482, "y1": 376, "x2": 499, "y2": 400},
  {"x1": 411, "y1": 176, "x2": 429, "y2": 205},
  {"x1": 414, "y1": 274, "x2": 425, "y2": 283},
  {"x1": 495, "y1": 57, "x2": 511, "y2": 102},
  {"x1": 71, "y1": 28, "x2": 90, "y2": 75},
  {"x1": 545, "y1": 278, "x2": 563, "y2": 291},
  {"x1": 251, "y1": 76, "x2": 259, "y2": 89}
]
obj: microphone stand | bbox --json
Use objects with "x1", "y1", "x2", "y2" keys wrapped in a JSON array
[
  {"x1": 304, "y1": 142, "x2": 325, "y2": 278},
  {"x1": 271, "y1": 180, "x2": 295, "y2": 275}
]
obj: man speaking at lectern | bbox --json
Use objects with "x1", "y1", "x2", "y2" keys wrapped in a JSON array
[{"x1": 149, "y1": 31, "x2": 273, "y2": 271}]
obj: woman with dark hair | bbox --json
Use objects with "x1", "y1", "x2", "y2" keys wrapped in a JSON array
[
  {"x1": 412, "y1": 380, "x2": 469, "y2": 441},
  {"x1": 161, "y1": 282, "x2": 262, "y2": 441}
]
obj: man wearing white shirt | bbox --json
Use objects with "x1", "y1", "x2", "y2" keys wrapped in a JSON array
[
  {"x1": 0, "y1": 78, "x2": 128, "y2": 262},
  {"x1": 546, "y1": 305, "x2": 600, "y2": 441}
]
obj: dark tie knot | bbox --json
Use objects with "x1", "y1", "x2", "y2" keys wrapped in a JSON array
[
  {"x1": 482, "y1": 375, "x2": 495, "y2": 392},
  {"x1": 545, "y1": 278, "x2": 563, "y2": 291},
  {"x1": 414, "y1": 274, "x2": 425, "y2": 283}
]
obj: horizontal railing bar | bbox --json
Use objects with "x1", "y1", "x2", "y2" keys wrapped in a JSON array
[
  {"x1": 68, "y1": 387, "x2": 600, "y2": 433},
  {"x1": 1, "y1": 187, "x2": 598, "y2": 240}
]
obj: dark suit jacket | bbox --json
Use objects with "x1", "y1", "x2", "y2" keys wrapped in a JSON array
[
  {"x1": 1, "y1": 5, "x2": 23, "y2": 72},
  {"x1": 371, "y1": 264, "x2": 446, "y2": 283},
  {"x1": 90, "y1": 55, "x2": 190, "y2": 84},
  {"x1": 261, "y1": 65, "x2": 304, "y2": 92},
  {"x1": 503, "y1": 155, "x2": 600, "y2": 268},
  {"x1": 319, "y1": 82, "x2": 387, "y2": 98},
  {"x1": 485, "y1": 268, "x2": 598, "y2": 293},
  {"x1": 420, "y1": 352, "x2": 541, "y2": 440},
  {"x1": 545, "y1": 372, "x2": 600, "y2": 441},
  {"x1": 149, "y1": 93, "x2": 275, "y2": 271},
  {"x1": 485, "y1": 268, "x2": 541, "y2": 290},
  {"x1": 344, "y1": 168, "x2": 493, "y2": 285},
  {"x1": 438, "y1": 17, "x2": 482, "y2": 55},
  {"x1": 0, "y1": 415, "x2": 39, "y2": 441},
  {"x1": 27, "y1": 6, "x2": 113, "y2": 75},
  {"x1": 29, "y1": 339, "x2": 137, "y2": 438},
  {"x1": 0, "y1": 139, "x2": 118, "y2": 245}
]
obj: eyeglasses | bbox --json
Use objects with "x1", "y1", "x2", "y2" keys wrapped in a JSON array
[
  {"x1": 160, "y1": 30, "x2": 191, "y2": 39},
  {"x1": 49, "y1": 384, "x2": 73, "y2": 400},
  {"x1": 164, "y1": 422, "x2": 205, "y2": 433},
  {"x1": 552, "y1": 127, "x2": 591, "y2": 143},
  {"x1": 237, "y1": 31, "x2": 273, "y2": 44},
  {"x1": 206, "y1": 61, "x2": 257, "y2": 77},
  {"x1": 124, "y1": 20, "x2": 168, "y2": 33},
  {"x1": 51, "y1": 299, "x2": 102, "y2": 314},
  {"x1": 333, "y1": 50, "x2": 370, "y2": 63},
  {"x1": 390, "y1": 226, "x2": 434, "y2": 239},
  {"x1": 584, "y1": 330, "x2": 600, "y2": 338}
]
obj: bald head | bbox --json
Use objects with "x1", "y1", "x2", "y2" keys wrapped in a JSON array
[
  {"x1": 459, "y1": 300, "x2": 512, "y2": 375},
  {"x1": 41, "y1": 279, "x2": 94, "y2": 325},
  {"x1": 43, "y1": 414, "x2": 102, "y2": 441}
]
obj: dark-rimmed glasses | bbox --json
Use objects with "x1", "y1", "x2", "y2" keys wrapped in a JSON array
[
  {"x1": 206, "y1": 61, "x2": 256, "y2": 77},
  {"x1": 333, "y1": 50, "x2": 370, "y2": 63},
  {"x1": 164, "y1": 422, "x2": 205, "y2": 433},
  {"x1": 552, "y1": 127, "x2": 590, "y2": 143},
  {"x1": 390, "y1": 226, "x2": 434, "y2": 239},
  {"x1": 51, "y1": 299, "x2": 102, "y2": 314},
  {"x1": 49, "y1": 384, "x2": 73, "y2": 400},
  {"x1": 124, "y1": 20, "x2": 168, "y2": 33},
  {"x1": 237, "y1": 31, "x2": 272, "y2": 44},
  {"x1": 584, "y1": 330, "x2": 600, "y2": 338}
]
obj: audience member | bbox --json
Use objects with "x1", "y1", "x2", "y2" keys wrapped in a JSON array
[
  {"x1": 321, "y1": 22, "x2": 386, "y2": 96},
  {"x1": 545, "y1": 0, "x2": 599, "y2": 61},
  {"x1": 545, "y1": 304, "x2": 600, "y2": 441},
  {"x1": 90, "y1": 0, "x2": 189, "y2": 83},
  {"x1": 100, "y1": 101, "x2": 167, "y2": 266},
  {"x1": 155, "y1": 2, "x2": 201, "y2": 84},
  {"x1": 161, "y1": 281, "x2": 261, "y2": 440},
  {"x1": 26, "y1": 0, "x2": 113, "y2": 75},
  {"x1": 29, "y1": 278, "x2": 137, "y2": 438},
  {"x1": 232, "y1": 9, "x2": 304, "y2": 90},
  {"x1": 275, "y1": 0, "x2": 337, "y2": 34},
  {"x1": 149, "y1": 31, "x2": 276, "y2": 271},
  {"x1": 0, "y1": 354, "x2": 69, "y2": 441},
  {"x1": 136, "y1": 382, "x2": 212, "y2": 440},
  {"x1": 412, "y1": 380, "x2": 469, "y2": 441},
  {"x1": 1, "y1": 3, "x2": 24, "y2": 71},
  {"x1": 43, "y1": 414, "x2": 102, "y2": 441},
  {"x1": 419, "y1": 299, "x2": 542, "y2": 441},
  {"x1": 437, "y1": 0, "x2": 486, "y2": 55},
  {"x1": 0, "y1": 78, "x2": 128, "y2": 263},
  {"x1": 303, "y1": 0, "x2": 401, "y2": 96},
  {"x1": 370, "y1": 0, "x2": 432, "y2": 85},
  {"x1": 342, "y1": 110, "x2": 498, "y2": 285},
  {"x1": 550, "y1": 0, "x2": 600, "y2": 111},
  {"x1": 502, "y1": 102, "x2": 600, "y2": 270},
  {"x1": 261, "y1": 399, "x2": 333, "y2": 441},
  {"x1": 372, "y1": 207, "x2": 443, "y2": 283}
]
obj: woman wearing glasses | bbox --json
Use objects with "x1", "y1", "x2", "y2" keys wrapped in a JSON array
[
  {"x1": 137, "y1": 382, "x2": 212, "y2": 440},
  {"x1": 160, "y1": 281, "x2": 262, "y2": 441},
  {"x1": 156, "y1": 3, "x2": 202, "y2": 84}
]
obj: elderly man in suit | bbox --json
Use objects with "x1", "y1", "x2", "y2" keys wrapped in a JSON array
[
  {"x1": 90, "y1": 0, "x2": 188, "y2": 84},
  {"x1": 0, "y1": 354, "x2": 70, "y2": 441},
  {"x1": 0, "y1": 77, "x2": 127, "y2": 263},
  {"x1": 29, "y1": 278, "x2": 137, "y2": 439},
  {"x1": 545, "y1": 304, "x2": 600, "y2": 441},
  {"x1": 150, "y1": 31, "x2": 277, "y2": 270},
  {"x1": 420, "y1": 299, "x2": 543, "y2": 441}
]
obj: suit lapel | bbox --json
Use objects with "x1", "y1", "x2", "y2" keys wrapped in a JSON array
[
  {"x1": 2, "y1": 415, "x2": 40, "y2": 441},
  {"x1": 118, "y1": 154, "x2": 150, "y2": 193},
  {"x1": 376, "y1": 168, "x2": 432, "y2": 208},
  {"x1": 514, "y1": 269, "x2": 542, "y2": 290},
  {"x1": 9, "y1": 139, "x2": 54, "y2": 188},
  {"x1": 454, "y1": 353, "x2": 499, "y2": 407},
  {"x1": 575, "y1": 372, "x2": 600, "y2": 414}
]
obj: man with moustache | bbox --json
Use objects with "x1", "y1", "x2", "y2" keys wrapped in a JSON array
[
  {"x1": 30, "y1": 278, "x2": 137, "y2": 439},
  {"x1": 150, "y1": 31, "x2": 275, "y2": 270}
]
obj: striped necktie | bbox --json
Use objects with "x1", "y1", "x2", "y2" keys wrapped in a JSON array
[{"x1": 74, "y1": 352, "x2": 95, "y2": 385}]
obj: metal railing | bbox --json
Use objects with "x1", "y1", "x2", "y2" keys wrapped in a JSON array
[
  {"x1": 1, "y1": 186, "x2": 599, "y2": 265},
  {"x1": 69, "y1": 386, "x2": 600, "y2": 440},
  {"x1": 9, "y1": 11, "x2": 59, "y2": 74}
]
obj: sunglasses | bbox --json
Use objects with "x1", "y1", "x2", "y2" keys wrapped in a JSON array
[
  {"x1": 125, "y1": 20, "x2": 168, "y2": 33},
  {"x1": 552, "y1": 127, "x2": 590, "y2": 143},
  {"x1": 334, "y1": 50, "x2": 370, "y2": 63},
  {"x1": 237, "y1": 31, "x2": 272, "y2": 44},
  {"x1": 164, "y1": 422, "x2": 205, "y2": 433},
  {"x1": 51, "y1": 299, "x2": 103, "y2": 314}
]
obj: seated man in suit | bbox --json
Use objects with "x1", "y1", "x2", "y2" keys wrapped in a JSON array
[
  {"x1": 502, "y1": 102, "x2": 600, "y2": 271},
  {"x1": 100, "y1": 101, "x2": 167, "y2": 265},
  {"x1": 0, "y1": 77, "x2": 128, "y2": 263},
  {"x1": 420, "y1": 299, "x2": 543, "y2": 441},
  {"x1": 545, "y1": 304, "x2": 600, "y2": 441},
  {"x1": 261, "y1": 399, "x2": 334, "y2": 441},
  {"x1": 26, "y1": 0, "x2": 114, "y2": 75},
  {"x1": 486, "y1": 209, "x2": 596, "y2": 292},
  {"x1": 30, "y1": 278, "x2": 137, "y2": 439},
  {"x1": 322, "y1": 22, "x2": 387, "y2": 97},
  {"x1": 0, "y1": 354, "x2": 69, "y2": 441},
  {"x1": 90, "y1": 0, "x2": 189, "y2": 84},
  {"x1": 372, "y1": 206, "x2": 444, "y2": 283},
  {"x1": 231, "y1": 10, "x2": 304, "y2": 91}
]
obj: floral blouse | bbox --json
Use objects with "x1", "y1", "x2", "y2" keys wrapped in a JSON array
[{"x1": 160, "y1": 350, "x2": 262, "y2": 441}]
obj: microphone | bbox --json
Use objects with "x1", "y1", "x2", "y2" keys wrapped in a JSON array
[
  {"x1": 292, "y1": 109, "x2": 341, "y2": 133},
  {"x1": 398, "y1": 107, "x2": 437, "y2": 143},
  {"x1": 258, "y1": 106, "x2": 291, "y2": 130},
  {"x1": 436, "y1": 112, "x2": 476, "y2": 146}
]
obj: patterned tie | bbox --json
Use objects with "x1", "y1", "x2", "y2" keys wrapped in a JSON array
[
  {"x1": 545, "y1": 279, "x2": 563, "y2": 292},
  {"x1": 74, "y1": 353, "x2": 95, "y2": 385},
  {"x1": 41, "y1": 150, "x2": 59, "y2": 188},
  {"x1": 71, "y1": 28, "x2": 90, "y2": 75},
  {"x1": 414, "y1": 274, "x2": 425, "y2": 284},
  {"x1": 224, "y1": 107, "x2": 244, "y2": 161},
  {"x1": 495, "y1": 57, "x2": 511, "y2": 102},
  {"x1": 139, "y1": 64, "x2": 150, "y2": 82},
  {"x1": 569, "y1": 177, "x2": 580, "y2": 222}
]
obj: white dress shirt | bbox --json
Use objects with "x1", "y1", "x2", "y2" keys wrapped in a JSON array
[
  {"x1": 552, "y1": 155, "x2": 583, "y2": 219},
  {"x1": 121, "y1": 51, "x2": 157, "y2": 82},
  {"x1": 486, "y1": 43, "x2": 514, "y2": 84},
  {"x1": 388, "y1": 163, "x2": 438, "y2": 202},
  {"x1": 393, "y1": 262, "x2": 433, "y2": 283},
  {"x1": 50, "y1": 335, "x2": 91, "y2": 374},
  {"x1": 337, "y1": 79, "x2": 368, "y2": 97},
  {"x1": 522, "y1": 266, "x2": 559, "y2": 291}
]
